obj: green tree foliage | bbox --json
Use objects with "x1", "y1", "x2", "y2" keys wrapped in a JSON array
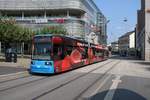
[
  {"x1": 36, "y1": 25, "x2": 68, "y2": 35},
  {"x1": 0, "y1": 19, "x2": 67, "y2": 43},
  {"x1": 0, "y1": 19, "x2": 34, "y2": 43}
]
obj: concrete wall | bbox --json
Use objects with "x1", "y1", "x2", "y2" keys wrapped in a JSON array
[
  {"x1": 136, "y1": 0, "x2": 146, "y2": 59},
  {"x1": 145, "y1": 0, "x2": 150, "y2": 61}
]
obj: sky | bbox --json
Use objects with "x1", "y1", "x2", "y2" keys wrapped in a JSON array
[{"x1": 94, "y1": 0, "x2": 141, "y2": 44}]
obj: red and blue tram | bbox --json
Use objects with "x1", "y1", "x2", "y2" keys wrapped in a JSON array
[{"x1": 30, "y1": 34, "x2": 109, "y2": 74}]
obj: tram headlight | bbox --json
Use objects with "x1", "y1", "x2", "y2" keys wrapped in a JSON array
[
  {"x1": 31, "y1": 61, "x2": 35, "y2": 65},
  {"x1": 45, "y1": 62, "x2": 52, "y2": 66}
]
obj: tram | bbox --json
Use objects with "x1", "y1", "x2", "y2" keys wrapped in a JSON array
[{"x1": 30, "y1": 34, "x2": 109, "y2": 74}]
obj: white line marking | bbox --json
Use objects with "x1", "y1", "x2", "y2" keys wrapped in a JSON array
[
  {"x1": 91, "y1": 75, "x2": 112, "y2": 96},
  {"x1": 104, "y1": 75, "x2": 122, "y2": 100},
  {"x1": 0, "y1": 71, "x2": 28, "y2": 78}
]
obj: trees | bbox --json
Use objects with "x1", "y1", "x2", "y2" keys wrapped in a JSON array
[
  {"x1": 0, "y1": 19, "x2": 34, "y2": 43},
  {"x1": 0, "y1": 19, "x2": 67, "y2": 54},
  {"x1": 0, "y1": 19, "x2": 34, "y2": 54},
  {"x1": 0, "y1": 19, "x2": 68, "y2": 43}
]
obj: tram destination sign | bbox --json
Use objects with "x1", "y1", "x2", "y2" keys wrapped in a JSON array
[{"x1": 34, "y1": 36, "x2": 51, "y2": 42}]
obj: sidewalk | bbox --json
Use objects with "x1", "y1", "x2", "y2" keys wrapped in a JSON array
[
  {"x1": 0, "y1": 56, "x2": 31, "y2": 69},
  {"x1": 0, "y1": 55, "x2": 31, "y2": 75}
]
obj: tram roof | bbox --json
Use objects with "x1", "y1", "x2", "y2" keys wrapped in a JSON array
[{"x1": 33, "y1": 34, "x2": 107, "y2": 49}]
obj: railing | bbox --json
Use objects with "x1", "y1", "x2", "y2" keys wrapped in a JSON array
[{"x1": 8, "y1": 16, "x2": 86, "y2": 22}]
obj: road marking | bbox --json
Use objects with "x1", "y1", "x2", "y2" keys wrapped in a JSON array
[
  {"x1": 104, "y1": 75, "x2": 122, "y2": 100},
  {"x1": 91, "y1": 75, "x2": 112, "y2": 97}
]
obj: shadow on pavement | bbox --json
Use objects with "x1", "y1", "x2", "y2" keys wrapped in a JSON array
[
  {"x1": 132, "y1": 61, "x2": 150, "y2": 71},
  {"x1": 110, "y1": 55, "x2": 139, "y2": 61},
  {"x1": 88, "y1": 89, "x2": 146, "y2": 100},
  {"x1": 134, "y1": 62, "x2": 150, "y2": 66},
  {"x1": 146, "y1": 67, "x2": 150, "y2": 71}
]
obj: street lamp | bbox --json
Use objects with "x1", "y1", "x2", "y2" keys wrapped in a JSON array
[
  {"x1": 106, "y1": 20, "x2": 110, "y2": 24},
  {"x1": 123, "y1": 17, "x2": 128, "y2": 33},
  {"x1": 123, "y1": 17, "x2": 128, "y2": 22}
]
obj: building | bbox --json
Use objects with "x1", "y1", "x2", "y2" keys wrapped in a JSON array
[
  {"x1": 111, "y1": 41, "x2": 119, "y2": 54},
  {"x1": 118, "y1": 32, "x2": 130, "y2": 56},
  {"x1": 97, "y1": 12, "x2": 107, "y2": 45},
  {"x1": 136, "y1": 0, "x2": 150, "y2": 60},
  {"x1": 136, "y1": 0, "x2": 145, "y2": 59},
  {"x1": 118, "y1": 31, "x2": 135, "y2": 56},
  {"x1": 129, "y1": 31, "x2": 136, "y2": 56},
  {"x1": 145, "y1": 0, "x2": 150, "y2": 61},
  {"x1": 129, "y1": 31, "x2": 135, "y2": 48},
  {"x1": 0, "y1": 0, "x2": 107, "y2": 45}
]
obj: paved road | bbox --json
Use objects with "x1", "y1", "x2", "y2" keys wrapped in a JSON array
[
  {"x1": 0, "y1": 66, "x2": 27, "y2": 75},
  {"x1": 0, "y1": 57, "x2": 150, "y2": 100}
]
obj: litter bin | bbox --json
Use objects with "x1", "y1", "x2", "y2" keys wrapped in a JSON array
[
  {"x1": 5, "y1": 48, "x2": 13, "y2": 62},
  {"x1": 5, "y1": 48, "x2": 17, "y2": 62},
  {"x1": 12, "y1": 52, "x2": 17, "y2": 63}
]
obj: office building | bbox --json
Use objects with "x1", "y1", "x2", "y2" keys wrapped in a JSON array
[
  {"x1": 0, "y1": 0, "x2": 107, "y2": 45},
  {"x1": 136, "y1": 0, "x2": 150, "y2": 60}
]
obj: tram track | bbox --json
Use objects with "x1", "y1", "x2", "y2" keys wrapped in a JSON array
[
  {"x1": 32, "y1": 60, "x2": 118, "y2": 100},
  {"x1": 0, "y1": 60, "x2": 113, "y2": 93},
  {"x1": 0, "y1": 74, "x2": 31, "y2": 84},
  {"x1": 74, "y1": 60, "x2": 121, "y2": 100},
  {"x1": 0, "y1": 75, "x2": 49, "y2": 92},
  {"x1": 0, "y1": 60, "x2": 116, "y2": 100},
  {"x1": 0, "y1": 71, "x2": 30, "y2": 83}
]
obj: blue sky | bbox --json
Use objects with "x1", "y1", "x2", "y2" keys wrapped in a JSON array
[{"x1": 94, "y1": 0, "x2": 140, "y2": 44}]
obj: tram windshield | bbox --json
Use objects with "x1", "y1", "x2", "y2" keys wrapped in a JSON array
[{"x1": 32, "y1": 42, "x2": 52, "y2": 60}]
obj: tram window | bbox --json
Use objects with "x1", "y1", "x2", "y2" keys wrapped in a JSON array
[
  {"x1": 64, "y1": 45, "x2": 73, "y2": 56},
  {"x1": 82, "y1": 47, "x2": 88, "y2": 59},
  {"x1": 53, "y1": 45, "x2": 64, "y2": 60},
  {"x1": 104, "y1": 51, "x2": 109, "y2": 57},
  {"x1": 93, "y1": 48, "x2": 96, "y2": 55},
  {"x1": 96, "y1": 50, "x2": 103, "y2": 57}
]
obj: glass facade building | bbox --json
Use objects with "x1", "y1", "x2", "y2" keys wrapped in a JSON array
[{"x1": 0, "y1": 0, "x2": 107, "y2": 44}]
